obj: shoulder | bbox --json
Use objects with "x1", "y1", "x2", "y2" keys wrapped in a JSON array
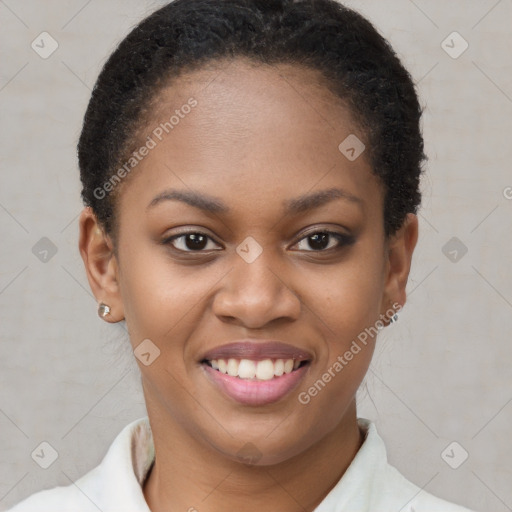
[
  {"x1": 381, "y1": 462, "x2": 477, "y2": 512},
  {"x1": 6, "y1": 487, "x2": 96, "y2": 512},
  {"x1": 5, "y1": 466, "x2": 104, "y2": 512},
  {"x1": 316, "y1": 418, "x2": 478, "y2": 512},
  {"x1": 5, "y1": 417, "x2": 154, "y2": 512}
]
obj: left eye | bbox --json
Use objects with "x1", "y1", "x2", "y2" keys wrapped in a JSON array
[
  {"x1": 164, "y1": 232, "x2": 221, "y2": 252},
  {"x1": 294, "y1": 231, "x2": 354, "y2": 252}
]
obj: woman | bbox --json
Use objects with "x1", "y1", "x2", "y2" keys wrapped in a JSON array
[{"x1": 8, "y1": 0, "x2": 476, "y2": 510}]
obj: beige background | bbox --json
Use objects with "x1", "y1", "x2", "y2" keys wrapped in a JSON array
[{"x1": 1, "y1": 1, "x2": 511, "y2": 511}]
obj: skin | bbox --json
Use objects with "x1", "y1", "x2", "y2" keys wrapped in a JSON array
[{"x1": 79, "y1": 58, "x2": 418, "y2": 511}]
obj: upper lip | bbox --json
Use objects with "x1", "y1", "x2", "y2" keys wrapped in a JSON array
[{"x1": 200, "y1": 340, "x2": 313, "y2": 362}]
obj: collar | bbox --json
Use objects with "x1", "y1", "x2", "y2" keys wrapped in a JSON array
[
  {"x1": 74, "y1": 416, "x2": 467, "y2": 512},
  {"x1": 95, "y1": 416, "x2": 380, "y2": 511}
]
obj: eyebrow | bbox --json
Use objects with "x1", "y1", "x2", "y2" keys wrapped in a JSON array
[
  {"x1": 146, "y1": 187, "x2": 363, "y2": 215},
  {"x1": 284, "y1": 187, "x2": 363, "y2": 215}
]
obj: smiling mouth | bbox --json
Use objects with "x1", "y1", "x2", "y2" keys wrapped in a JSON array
[{"x1": 202, "y1": 358, "x2": 310, "y2": 381}]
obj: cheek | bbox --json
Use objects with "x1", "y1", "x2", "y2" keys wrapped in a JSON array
[
  {"x1": 117, "y1": 241, "x2": 224, "y2": 349},
  {"x1": 116, "y1": 246, "x2": 210, "y2": 412},
  {"x1": 296, "y1": 268, "x2": 381, "y2": 429},
  {"x1": 116, "y1": 239, "x2": 179, "y2": 346},
  {"x1": 296, "y1": 245, "x2": 384, "y2": 401},
  {"x1": 306, "y1": 246, "x2": 386, "y2": 338}
]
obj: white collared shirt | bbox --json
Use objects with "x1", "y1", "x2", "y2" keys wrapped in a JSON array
[{"x1": 7, "y1": 417, "x2": 476, "y2": 512}]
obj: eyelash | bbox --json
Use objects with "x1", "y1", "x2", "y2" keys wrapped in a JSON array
[{"x1": 162, "y1": 229, "x2": 355, "y2": 254}]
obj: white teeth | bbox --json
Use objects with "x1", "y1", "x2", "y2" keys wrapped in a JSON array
[
  {"x1": 238, "y1": 359, "x2": 256, "y2": 379},
  {"x1": 274, "y1": 359, "x2": 284, "y2": 376},
  {"x1": 284, "y1": 359, "x2": 294, "y2": 374},
  {"x1": 208, "y1": 358, "x2": 304, "y2": 380},
  {"x1": 256, "y1": 359, "x2": 275, "y2": 380},
  {"x1": 227, "y1": 358, "x2": 239, "y2": 377},
  {"x1": 217, "y1": 359, "x2": 227, "y2": 374}
]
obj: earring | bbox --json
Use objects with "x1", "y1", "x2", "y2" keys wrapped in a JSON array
[
  {"x1": 98, "y1": 302, "x2": 111, "y2": 319},
  {"x1": 389, "y1": 312, "x2": 399, "y2": 324}
]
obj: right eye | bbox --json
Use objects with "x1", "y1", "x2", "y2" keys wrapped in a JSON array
[{"x1": 162, "y1": 232, "x2": 223, "y2": 252}]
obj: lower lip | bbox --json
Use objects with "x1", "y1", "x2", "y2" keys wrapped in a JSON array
[{"x1": 202, "y1": 363, "x2": 309, "y2": 406}]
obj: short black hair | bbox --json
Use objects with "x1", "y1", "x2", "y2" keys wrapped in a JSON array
[{"x1": 78, "y1": 0, "x2": 426, "y2": 240}]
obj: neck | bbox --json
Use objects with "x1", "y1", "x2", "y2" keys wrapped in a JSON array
[{"x1": 143, "y1": 401, "x2": 364, "y2": 512}]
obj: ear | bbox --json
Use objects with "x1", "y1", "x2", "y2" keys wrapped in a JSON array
[
  {"x1": 381, "y1": 213, "x2": 419, "y2": 322},
  {"x1": 78, "y1": 207, "x2": 124, "y2": 323}
]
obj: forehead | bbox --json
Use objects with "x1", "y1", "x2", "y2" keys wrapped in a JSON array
[
  {"x1": 115, "y1": 57, "x2": 382, "y2": 225},
  {"x1": 149, "y1": 57, "x2": 359, "y2": 143}
]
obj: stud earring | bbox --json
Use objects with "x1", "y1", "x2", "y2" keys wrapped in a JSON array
[
  {"x1": 98, "y1": 302, "x2": 111, "y2": 319},
  {"x1": 389, "y1": 312, "x2": 399, "y2": 324}
]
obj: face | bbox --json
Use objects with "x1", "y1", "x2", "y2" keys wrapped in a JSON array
[{"x1": 80, "y1": 58, "x2": 416, "y2": 465}]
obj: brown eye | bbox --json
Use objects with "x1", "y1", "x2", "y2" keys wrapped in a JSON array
[
  {"x1": 295, "y1": 231, "x2": 355, "y2": 252},
  {"x1": 163, "y1": 232, "x2": 221, "y2": 252}
]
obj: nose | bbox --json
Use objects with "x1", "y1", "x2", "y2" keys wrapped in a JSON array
[{"x1": 212, "y1": 248, "x2": 301, "y2": 329}]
